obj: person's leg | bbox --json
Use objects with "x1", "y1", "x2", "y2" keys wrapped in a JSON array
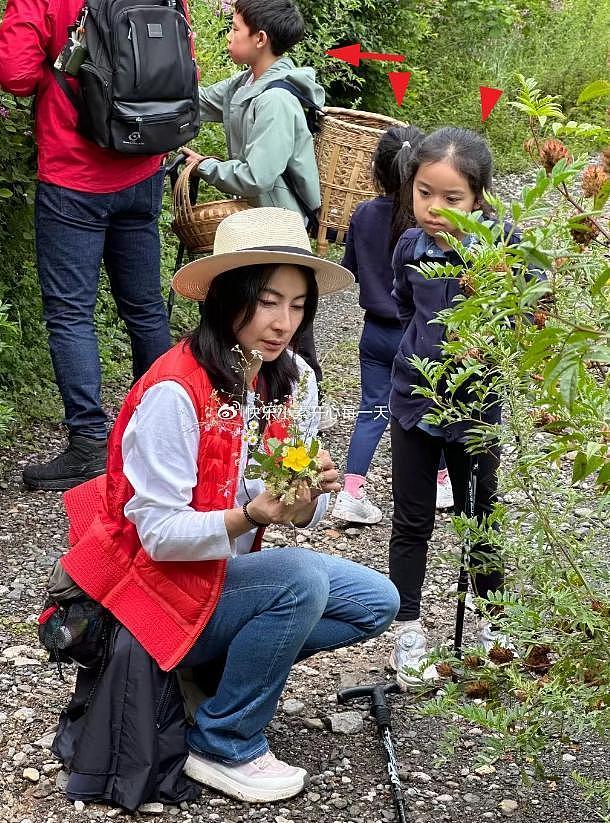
[
  {"x1": 295, "y1": 552, "x2": 399, "y2": 660},
  {"x1": 34, "y1": 183, "x2": 109, "y2": 438},
  {"x1": 181, "y1": 548, "x2": 331, "y2": 763},
  {"x1": 389, "y1": 421, "x2": 443, "y2": 686},
  {"x1": 23, "y1": 184, "x2": 111, "y2": 490},
  {"x1": 389, "y1": 421, "x2": 443, "y2": 620},
  {"x1": 444, "y1": 442, "x2": 504, "y2": 601},
  {"x1": 345, "y1": 320, "x2": 401, "y2": 480},
  {"x1": 103, "y1": 168, "x2": 171, "y2": 381},
  {"x1": 334, "y1": 321, "x2": 401, "y2": 524}
]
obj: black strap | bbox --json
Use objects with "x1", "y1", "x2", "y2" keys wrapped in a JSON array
[
  {"x1": 263, "y1": 79, "x2": 323, "y2": 135},
  {"x1": 51, "y1": 65, "x2": 79, "y2": 111}
]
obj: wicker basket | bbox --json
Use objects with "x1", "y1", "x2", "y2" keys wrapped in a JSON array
[
  {"x1": 314, "y1": 107, "x2": 408, "y2": 255},
  {"x1": 172, "y1": 160, "x2": 250, "y2": 252}
]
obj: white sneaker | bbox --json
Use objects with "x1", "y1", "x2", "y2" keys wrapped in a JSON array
[
  {"x1": 184, "y1": 750, "x2": 308, "y2": 803},
  {"x1": 317, "y1": 404, "x2": 338, "y2": 432},
  {"x1": 389, "y1": 621, "x2": 440, "y2": 689},
  {"x1": 436, "y1": 468, "x2": 454, "y2": 510},
  {"x1": 332, "y1": 490, "x2": 382, "y2": 525}
]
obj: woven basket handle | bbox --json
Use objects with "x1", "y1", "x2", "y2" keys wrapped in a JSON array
[{"x1": 172, "y1": 160, "x2": 201, "y2": 225}]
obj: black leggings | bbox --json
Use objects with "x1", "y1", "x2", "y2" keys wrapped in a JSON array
[{"x1": 389, "y1": 418, "x2": 504, "y2": 621}]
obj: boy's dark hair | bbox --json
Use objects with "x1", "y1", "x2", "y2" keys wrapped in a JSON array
[
  {"x1": 234, "y1": 0, "x2": 305, "y2": 56},
  {"x1": 372, "y1": 124, "x2": 425, "y2": 248},
  {"x1": 187, "y1": 263, "x2": 318, "y2": 404},
  {"x1": 401, "y1": 126, "x2": 494, "y2": 228}
]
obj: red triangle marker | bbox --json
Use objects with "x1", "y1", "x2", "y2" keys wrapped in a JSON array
[
  {"x1": 388, "y1": 72, "x2": 411, "y2": 107},
  {"x1": 479, "y1": 86, "x2": 503, "y2": 122}
]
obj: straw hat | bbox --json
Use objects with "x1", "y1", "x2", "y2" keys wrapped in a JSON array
[{"x1": 172, "y1": 207, "x2": 354, "y2": 301}]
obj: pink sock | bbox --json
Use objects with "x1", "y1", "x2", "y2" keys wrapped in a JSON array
[{"x1": 344, "y1": 473, "x2": 366, "y2": 499}]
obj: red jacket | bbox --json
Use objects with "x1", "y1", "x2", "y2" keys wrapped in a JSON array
[
  {"x1": 0, "y1": 0, "x2": 172, "y2": 192},
  {"x1": 61, "y1": 342, "x2": 290, "y2": 670}
]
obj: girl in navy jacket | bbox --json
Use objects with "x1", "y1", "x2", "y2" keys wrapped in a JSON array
[
  {"x1": 389, "y1": 127, "x2": 508, "y2": 688},
  {"x1": 332, "y1": 125, "x2": 425, "y2": 525}
]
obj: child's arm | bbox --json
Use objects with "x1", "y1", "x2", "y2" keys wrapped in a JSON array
[
  {"x1": 196, "y1": 91, "x2": 301, "y2": 198},
  {"x1": 391, "y1": 236, "x2": 416, "y2": 329},
  {"x1": 341, "y1": 217, "x2": 359, "y2": 282},
  {"x1": 198, "y1": 77, "x2": 233, "y2": 123}
]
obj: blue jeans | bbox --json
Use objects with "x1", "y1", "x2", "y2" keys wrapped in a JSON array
[
  {"x1": 180, "y1": 548, "x2": 399, "y2": 762},
  {"x1": 345, "y1": 317, "x2": 404, "y2": 476},
  {"x1": 35, "y1": 170, "x2": 171, "y2": 439}
]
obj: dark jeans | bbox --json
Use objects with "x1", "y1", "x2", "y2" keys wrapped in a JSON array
[
  {"x1": 389, "y1": 419, "x2": 504, "y2": 620},
  {"x1": 35, "y1": 169, "x2": 171, "y2": 439}
]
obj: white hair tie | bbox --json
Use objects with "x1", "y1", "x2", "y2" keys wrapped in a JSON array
[{"x1": 402, "y1": 140, "x2": 411, "y2": 148}]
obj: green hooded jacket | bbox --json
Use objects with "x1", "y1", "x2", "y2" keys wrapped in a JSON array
[{"x1": 197, "y1": 57, "x2": 324, "y2": 217}]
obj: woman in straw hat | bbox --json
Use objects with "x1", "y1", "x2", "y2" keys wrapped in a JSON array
[{"x1": 56, "y1": 207, "x2": 400, "y2": 805}]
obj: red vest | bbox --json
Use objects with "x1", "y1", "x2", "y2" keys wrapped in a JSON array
[{"x1": 62, "y1": 343, "x2": 289, "y2": 671}]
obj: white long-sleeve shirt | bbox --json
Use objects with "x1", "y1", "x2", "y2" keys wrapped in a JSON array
[{"x1": 122, "y1": 360, "x2": 327, "y2": 562}]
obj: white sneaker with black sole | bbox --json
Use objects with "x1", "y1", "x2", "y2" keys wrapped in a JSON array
[
  {"x1": 332, "y1": 490, "x2": 382, "y2": 525},
  {"x1": 184, "y1": 750, "x2": 308, "y2": 803}
]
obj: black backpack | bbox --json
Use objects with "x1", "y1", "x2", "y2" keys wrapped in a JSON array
[{"x1": 55, "y1": 0, "x2": 200, "y2": 155}]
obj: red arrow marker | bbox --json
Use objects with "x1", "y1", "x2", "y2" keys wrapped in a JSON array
[
  {"x1": 325, "y1": 43, "x2": 405, "y2": 68},
  {"x1": 388, "y1": 72, "x2": 411, "y2": 107},
  {"x1": 480, "y1": 86, "x2": 503, "y2": 122}
]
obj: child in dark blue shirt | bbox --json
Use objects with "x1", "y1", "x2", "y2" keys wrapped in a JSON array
[{"x1": 332, "y1": 125, "x2": 425, "y2": 525}]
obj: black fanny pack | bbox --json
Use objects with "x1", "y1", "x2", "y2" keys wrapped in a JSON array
[{"x1": 38, "y1": 560, "x2": 113, "y2": 676}]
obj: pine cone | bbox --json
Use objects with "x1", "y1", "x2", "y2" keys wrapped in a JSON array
[
  {"x1": 533, "y1": 310, "x2": 548, "y2": 329},
  {"x1": 601, "y1": 145, "x2": 610, "y2": 175},
  {"x1": 464, "y1": 680, "x2": 491, "y2": 699},
  {"x1": 488, "y1": 645, "x2": 515, "y2": 664},
  {"x1": 459, "y1": 273, "x2": 476, "y2": 296},
  {"x1": 540, "y1": 139, "x2": 571, "y2": 173},
  {"x1": 435, "y1": 662, "x2": 455, "y2": 678},
  {"x1": 581, "y1": 164, "x2": 608, "y2": 198},
  {"x1": 513, "y1": 689, "x2": 527, "y2": 703},
  {"x1": 523, "y1": 138, "x2": 540, "y2": 160},
  {"x1": 591, "y1": 599, "x2": 610, "y2": 616},
  {"x1": 524, "y1": 644, "x2": 552, "y2": 674},
  {"x1": 463, "y1": 654, "x2": 483, "y2": 669},
  {"x1": 570, "y1": 216, "x2": 599, "y2": 247}
]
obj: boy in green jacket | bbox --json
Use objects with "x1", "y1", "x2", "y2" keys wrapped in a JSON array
[
  {"x1": 182, "y1": 0, "x2": 323, "y2": 220},
  {"x1": 183, "y1": 0, "x2": 334, "y2": 423}
]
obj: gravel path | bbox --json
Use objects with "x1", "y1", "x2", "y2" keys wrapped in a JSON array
[{"x1": 1, "y1": 172, "x2": 608, "y2": 823}]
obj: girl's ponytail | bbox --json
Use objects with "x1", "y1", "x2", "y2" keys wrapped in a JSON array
[{"x1": 371, "y1": 125, "x2": 425, "y2": 249}]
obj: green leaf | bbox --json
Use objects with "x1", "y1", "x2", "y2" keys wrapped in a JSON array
[
  {"x1": 266, "y1": 438, "x2": 282, "y2": 452},
  {"x1": 571, "y1": 452, "x2": 588, "y2": 484},
  {"x1": 577, "y1": 80, "x2": 610, "y2": 104},
  {"x1": 0, "y1": 188, "x2": 13, "y2": 198}
]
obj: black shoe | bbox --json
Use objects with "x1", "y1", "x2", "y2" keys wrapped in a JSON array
[{"x1": 22, "y1": 435, "x2": 107, "y2": 491}]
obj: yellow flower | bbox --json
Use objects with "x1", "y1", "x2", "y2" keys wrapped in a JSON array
[{"x1": 282, "y1": 445, "x2": 311, "y2": 473}]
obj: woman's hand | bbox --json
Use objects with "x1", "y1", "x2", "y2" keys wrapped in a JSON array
[
  {"x1": 310, "y1": 449, "x2": 341, "y2": 499},
  {"x1": 246, "y1": 486, "x2": 315, "y2": 526}
]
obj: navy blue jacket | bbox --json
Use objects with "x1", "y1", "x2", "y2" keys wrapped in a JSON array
[
  {"x1": 389, "y1": 226, "x2": 519, "y2": 440},
  {"x1": 341, "y1": 196, "x2": 401, "y2": 322}
]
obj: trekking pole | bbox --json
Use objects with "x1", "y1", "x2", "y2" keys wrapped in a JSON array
[
  {"x1": 337, "y1": 682, "x2": 409, "y2": 823},
  {"x1": 453, "y1": 453, "x2": 478, "y2": 658}
]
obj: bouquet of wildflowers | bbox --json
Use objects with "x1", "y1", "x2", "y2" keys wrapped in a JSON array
[{"x1": 244, "y1": 369, "x2": 324, "y2": 505}]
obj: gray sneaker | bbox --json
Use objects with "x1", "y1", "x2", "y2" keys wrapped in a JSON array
[{"x1": 389, "y1": 623, "x2": 439, "y2": 690}]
